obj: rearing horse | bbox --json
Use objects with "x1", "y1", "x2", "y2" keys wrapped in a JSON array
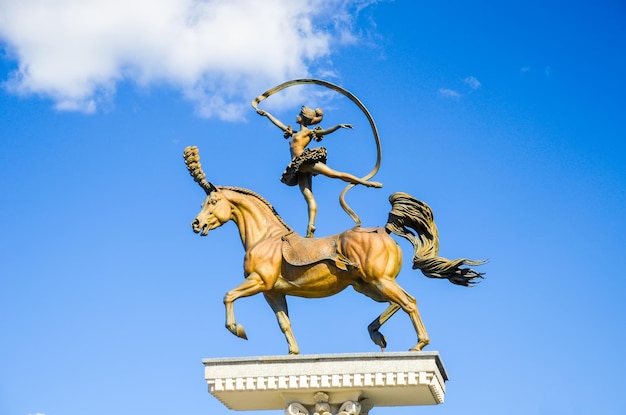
[{"x1": 184, "y1": 146, "x2": 484, "y2": 354}]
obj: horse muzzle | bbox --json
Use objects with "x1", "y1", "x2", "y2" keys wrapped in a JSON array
[{"x1": 191, "y1": 218, "x2": 210, "y2": 236}]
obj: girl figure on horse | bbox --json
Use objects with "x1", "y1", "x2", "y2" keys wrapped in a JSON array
[{"x1": 257, "y1": 105, "x2": 382, "y2": 238}]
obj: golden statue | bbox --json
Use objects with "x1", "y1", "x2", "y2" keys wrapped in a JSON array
[
  {"x1": 256, "y1": 105, "x2": 382, "y2": 237},
  {"x1": 183, "y1": 143, "x2": 484, "y2": 355},
  {"x1": 252, "y1": 79, "x2": 385, "y2": 237}
]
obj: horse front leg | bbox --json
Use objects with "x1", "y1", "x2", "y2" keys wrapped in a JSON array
[
  {"x1": 223, "y1": 273, "x2": 266, "y2": 340},
  {"x1": 263, "y1": 292, "x2": 300, "y2": 355}
]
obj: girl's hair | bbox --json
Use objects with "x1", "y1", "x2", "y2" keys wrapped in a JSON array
[
  {"x1": 311, "y1": 108, "x2": 324, "y2": 124},
  {"x1": 302, "y1": 107, "x2": 324, "y2": 125}
]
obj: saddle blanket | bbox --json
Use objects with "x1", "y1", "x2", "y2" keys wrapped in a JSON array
[{"x1": 281, "y1": 232, "x2": 359, "y2": 270}]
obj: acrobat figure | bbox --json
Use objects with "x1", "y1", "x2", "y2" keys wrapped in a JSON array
[{"x1": 257, "y1": 105, "x2": 382, "y2": 238}]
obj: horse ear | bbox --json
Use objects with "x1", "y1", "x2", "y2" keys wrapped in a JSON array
[
  {"x1": 207, "y1": 182, "x2": 218, "y2": 194},
  {"x1": 183, "y1": 146, "x2": 216, "y2": 195}
]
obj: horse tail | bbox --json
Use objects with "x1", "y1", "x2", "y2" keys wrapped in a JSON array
[{"x1": 385, "y1": 192, "x2": 485, "y2": 287}]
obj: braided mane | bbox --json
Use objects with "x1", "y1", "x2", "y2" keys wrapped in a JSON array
[{"x1": 219, "y1": 186, "x2": 293, "y2": 232}]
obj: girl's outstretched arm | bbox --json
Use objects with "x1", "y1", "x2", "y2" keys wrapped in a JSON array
[
  {"x1": 257, "y1": 109, "x2": 290, "y2": 134},
  {"x1": 315, "y1": 124, "x2": 353, "y2": 138}
]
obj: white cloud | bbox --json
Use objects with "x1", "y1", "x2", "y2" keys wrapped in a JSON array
[
  {"x1": 0, "y1": 0, "x2": 376, "y2": 120},
  {"x1": 464, "y1": 75, "x2": 481, "y2": 90},
  {"x1": 438, "y1": 88, "x2": 461, "y2": 99}
]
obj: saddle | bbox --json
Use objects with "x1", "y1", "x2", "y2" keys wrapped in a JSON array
[{"x1": 281, "y1": 232, "x2": 359, "y2": 271}]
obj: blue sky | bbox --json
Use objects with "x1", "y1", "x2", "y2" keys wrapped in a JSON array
[{"x1": 1, "y1": 1, "x2": 625, "y2": 414}]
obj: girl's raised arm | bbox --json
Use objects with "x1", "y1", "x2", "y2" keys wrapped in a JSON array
[{"x1": 257, "y1": 109, "x2": 290, "y2": 134}]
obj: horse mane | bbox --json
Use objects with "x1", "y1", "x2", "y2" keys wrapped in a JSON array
[{"x1": 218, "y1": 186, "x2": 293, "y2": 232}]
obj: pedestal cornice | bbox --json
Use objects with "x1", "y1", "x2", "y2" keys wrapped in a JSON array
[{"x1": 202, "y1": 351, "x2": 447, "y2": 411}]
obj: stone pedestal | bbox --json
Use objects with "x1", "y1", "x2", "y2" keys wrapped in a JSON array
[{"x1": 202, "y1": 352, "x2": 447, "y2": 414}]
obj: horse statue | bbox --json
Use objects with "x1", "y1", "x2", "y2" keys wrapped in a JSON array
[{"x1": 184, "y1": 145, "x2": 484, "y2": 354}]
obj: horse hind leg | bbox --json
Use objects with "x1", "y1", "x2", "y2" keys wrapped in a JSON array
[
  {"x1": 263, "y1": 292, "x2": 300, "y2": 355},
  {"x1": 353, "y1": 282, "x2": 401, "y2": 350},
  {"x1": 373, "y1": 279, "x2": 430, "y2": 351},
  {"x1": 368, "y1": 303, "x2": 401, "y2": 351}
]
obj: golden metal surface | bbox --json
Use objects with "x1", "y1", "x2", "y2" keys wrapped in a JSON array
[
  {"x1": 183, "y1": 145, "x2": 484, "y2": 355},
  {"x1": 253, "y1": 79, "x2": 383, "y2": 235}
]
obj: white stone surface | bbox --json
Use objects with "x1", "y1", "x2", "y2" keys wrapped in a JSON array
[{"x1": 202, "y1": 352, "x2": 447, "y2": 411}]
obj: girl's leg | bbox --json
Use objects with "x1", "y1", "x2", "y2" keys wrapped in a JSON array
[
  {"x1": 304, "y1": 163, "x2": 382, "y2": 188},
  {"x1": 298, "y1": 174, "x2": 317, "y2": 237}
]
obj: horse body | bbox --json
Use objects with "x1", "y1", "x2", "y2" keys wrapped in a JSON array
[
  {"x1": 185, "y1": 146, "x2": 484, "y2": 354},
  {"x1": 273, "y1": 228, "x2": 403, "y2": 297},
  {"x1": 193, "y1": 187, "x2": 422, "y2": 354}
]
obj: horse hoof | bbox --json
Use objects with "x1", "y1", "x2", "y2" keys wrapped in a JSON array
[
  {"x1": 410, "y1": 340, "x2": 429, "y2": 352},
  {"x1": 227, "y1": 323, "x2": 248, "y2": 340},
  {"x1": 369, "y1": 332, "x2": 387, "y2": 349},
  {"x1": 235, "y1": 324, "x2": 248, "y2": 340}
]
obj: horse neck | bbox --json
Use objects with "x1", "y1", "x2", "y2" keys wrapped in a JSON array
[{"x1": 221, "y1": 188, "x2": 290, "y2": 248}]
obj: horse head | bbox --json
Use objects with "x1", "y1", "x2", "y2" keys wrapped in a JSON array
[{"x1": 183, "y1": 146, "x2": 231, "y2": 236}]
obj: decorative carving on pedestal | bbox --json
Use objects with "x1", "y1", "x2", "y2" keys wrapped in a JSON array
[
  {"x1": 286, "y1": 402, "x2": 309, "y2": 415},
  {"x1": 286, "y1": 392, "x2": 365, "y2": 415},
  {"x1": 313, "y1": 392, "x2": 334, "y2": 415}
]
